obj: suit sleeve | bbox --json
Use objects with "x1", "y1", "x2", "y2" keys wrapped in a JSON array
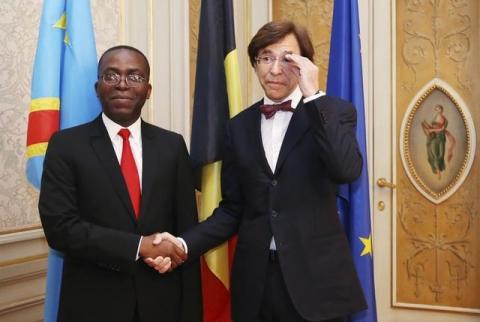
[
  {"x1": 305, "y1": 97, "x2": 363, "y2": 183},
  {"x1": 173, "y1": 136, "x2": 203, "y2": 322},
  {"x1": 39, "y1": 133, "x2": 140, "y2": 272},
  {"x1": 181, "y1": 122, "x2": 242, "y2": 258}
]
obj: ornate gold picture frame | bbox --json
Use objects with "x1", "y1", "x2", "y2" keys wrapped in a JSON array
[{"x1": 400, "y1": 78, "x2": 476, "y2": 204}]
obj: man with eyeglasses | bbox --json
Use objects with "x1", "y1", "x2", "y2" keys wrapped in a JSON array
[
  {"x1": 154, "y1": 21, "x2": 367, "y2": 322},
  {"x1": 39, "y1": 45, "x2": 202, "y2": 322}
]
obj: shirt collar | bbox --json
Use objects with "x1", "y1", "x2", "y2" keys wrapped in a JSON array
[
  {"x1": 263, "y1": 86, "x2": 302, "y2": 109},
  {"x1": 101, "y1": 113, "x2": 142, "y2": 142}
]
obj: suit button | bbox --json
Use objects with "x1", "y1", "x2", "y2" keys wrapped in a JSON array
[
  {"x1": 271, "y1": 210, "x2": 278, "y2": 218},
  {"x1": 271, "y1": 180, "x2": 277, "y2": 187},
  {"x1": 320, "y1": 112, "x2": 327, "y2": 124}
]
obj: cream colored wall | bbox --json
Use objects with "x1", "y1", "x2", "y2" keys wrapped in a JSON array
[{"x1": 0, "y1": 2, "x2": 47, "y2": 231}]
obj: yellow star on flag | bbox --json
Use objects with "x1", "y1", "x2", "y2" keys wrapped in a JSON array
[
  {"x1": 53, "y1": 13, "x2": 66, "y2": 29},
  {"x1": 359, "y1": 234, "x2": 372, "y2": 256},
  {"x1": 52, "y1": 12, "x2": 70, "y2": 45}
]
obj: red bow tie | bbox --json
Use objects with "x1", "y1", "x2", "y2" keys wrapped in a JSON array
[{"x1": 259, "y1": 100, "x2": 294, "y2": 119}]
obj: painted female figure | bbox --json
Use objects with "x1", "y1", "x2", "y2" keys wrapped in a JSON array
[{"x1": 421, "y1": 104, "x2": 456, "y2": 179}]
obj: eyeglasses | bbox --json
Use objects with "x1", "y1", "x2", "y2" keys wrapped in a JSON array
[
  {"x1": 255, "y1": 52, "x2": 292, "y2": 67},
  {"x1": 99, "y1": 71, "x2": 147, "y2": 87}
]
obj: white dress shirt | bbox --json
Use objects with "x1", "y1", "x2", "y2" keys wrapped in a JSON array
[
  {"x1": 101, "y1": 113, "x2": 143, "y2": 259},
  {"x1": 263, "y1": 87, "x2": 325, "y2": 249},
  {"x1": 102, "y1": 113, "x2": 143, "y2": 188}
]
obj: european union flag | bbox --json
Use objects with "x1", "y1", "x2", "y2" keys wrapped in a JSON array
[
  {"x1": 326, "y1": 1, "x2": 377, "y2": 322},
  {"x1": 27, "y1": 1, "x2": 100, "y2": 321}
]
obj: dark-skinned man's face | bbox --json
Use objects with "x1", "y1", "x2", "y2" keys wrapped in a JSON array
[{"x1": 95, "y1": 49, "x2": 152, "y2": 127}]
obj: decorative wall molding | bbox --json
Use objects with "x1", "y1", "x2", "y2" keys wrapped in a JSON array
[
  {"x1": 0, "y1": 294, "x2": 44, "y2": 318},
  {"x1": 0, "y1": 228, "x2": 44, "y2": 245},
  {"x1": 122, "y1": 0, "x2": 191, "y2": 141},
  {"x1": 0, "y1": 224, "x2": 41, "y2": 236},
  {"x1": 0, "y1": 234, "x2": 48, "y2": 321}
]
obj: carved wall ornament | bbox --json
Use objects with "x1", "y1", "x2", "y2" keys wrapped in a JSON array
[
  {"x1": 397, "y1": 183, "x2": 478, "y2": 310},
  {"x1": 400, "y1": 78, "x2": 476, "y2": 204},
  {"x1": 401, "y1": 0, "x2": 472, "y2": 91}
]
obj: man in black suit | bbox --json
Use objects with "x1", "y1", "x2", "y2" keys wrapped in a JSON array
[
  {"x1": 39, "y1": 45, "x2": 202, "y2": 322},
  {"x1": 157, "y1": 21, "x2": 367, "y2": 322}
]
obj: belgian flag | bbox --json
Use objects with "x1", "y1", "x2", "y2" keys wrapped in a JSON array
[{"x1": 191, "y1": 0, "x2": 242, "y2": 321}]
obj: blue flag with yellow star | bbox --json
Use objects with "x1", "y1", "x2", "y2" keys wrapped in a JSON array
[
  {"x1": 326, "y1": 1, "x2": 377, "y2": 322},
  {"x1": 28, "y1": 1, "x2": 100, "y2": 321}
]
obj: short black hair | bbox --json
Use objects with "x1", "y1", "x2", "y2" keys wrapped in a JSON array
[{"x1": 97, "y1": 45, "x2": 150, "y2": 79}]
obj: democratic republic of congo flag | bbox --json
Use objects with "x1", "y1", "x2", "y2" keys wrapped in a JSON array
[{"x1": 26, "y1": 1, "x2": 100, "y2": 321}]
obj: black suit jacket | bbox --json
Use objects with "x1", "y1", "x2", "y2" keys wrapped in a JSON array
[
  {"x1": 183, "y1": 96, "x2": 367, "y2": 322},
  {"x1": 39, "y1": 116, "x2": 202, "y2": 322}
]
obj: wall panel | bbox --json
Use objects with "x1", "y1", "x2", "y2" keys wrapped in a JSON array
[{"x1": 395, "y1": 0, "x2": 480, "y2": 313}]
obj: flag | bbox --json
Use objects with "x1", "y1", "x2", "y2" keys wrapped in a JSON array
[
  {"x1": 26, "y1": 1, "x2": 100, "y2": 321},
  {"x1": 326, "y1": 1, "x2": 377, "y2": 322},
  {"x1": 191, "y1": 0, "x2": 242, "y2": 320}
]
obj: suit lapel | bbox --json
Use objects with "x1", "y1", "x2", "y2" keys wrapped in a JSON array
[
  {"x1": 247, "y1": 101, "x2": 274, "y2": 177},
  {"x1": 138, "y1": 121, "x2": 155, "y2": 223},
  {"x1": 89, "y1": 117, "x2": 137, "y2": 224},
  {"x1": 274, "y1": 100, "x2": 310, "y2": 174}
]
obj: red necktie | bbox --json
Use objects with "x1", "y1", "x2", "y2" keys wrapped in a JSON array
[
  {"x1": 118, "y1": 129, "x2": 141, "y2": 218},
  {"x1": 259, "y1": 100, "x2": 294, "y2": 119}
]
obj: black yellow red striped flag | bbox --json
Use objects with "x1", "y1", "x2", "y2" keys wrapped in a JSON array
[{"x1": 191, "y1": 0, "x2": 242, "y2": 321}]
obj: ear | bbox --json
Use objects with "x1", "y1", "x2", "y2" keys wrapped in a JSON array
[
  {"x1": 94, "y1": 81, "x2": 99, "y2": 96},
  {"x1": 253, "y1": 64, "x2": 261, "y2": 77},
  {"x1": 146, "y1": 83, "x2": 152, "y2": 99}
]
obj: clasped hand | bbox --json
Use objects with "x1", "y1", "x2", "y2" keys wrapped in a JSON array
[{"x1": 139, "y1": 232, "x2": 183, "y2": 273}]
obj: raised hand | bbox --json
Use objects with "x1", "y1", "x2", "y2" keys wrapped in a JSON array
[{"x1": 284, "y1": 53, "x2": 319, "y2": 97}]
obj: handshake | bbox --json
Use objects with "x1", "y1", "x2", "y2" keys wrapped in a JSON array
[{"x1": 139, "y1": 232, "x2": 184, "y2": 273}]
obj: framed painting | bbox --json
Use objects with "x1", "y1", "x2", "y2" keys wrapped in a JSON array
[{"x1": 400, "y1": 78, "x2": 476, "y2": 204}]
